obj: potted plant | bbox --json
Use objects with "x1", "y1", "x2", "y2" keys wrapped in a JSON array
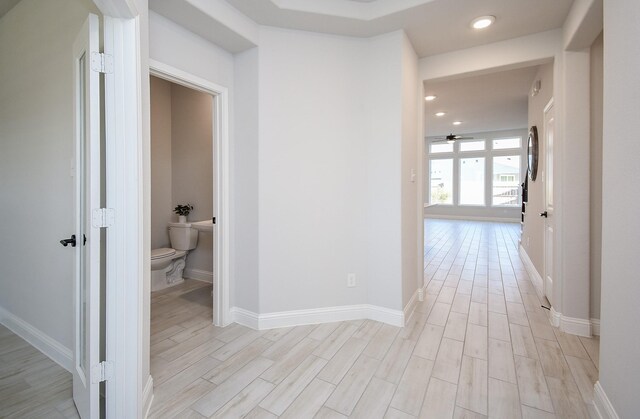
[{"x1": 173, "y1": 204, "x2": 194, "y2": 223}]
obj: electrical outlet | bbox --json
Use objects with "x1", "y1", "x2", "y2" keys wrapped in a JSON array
[{"x1": 347, "y1": 273, "x2": 356, "y2": 288}]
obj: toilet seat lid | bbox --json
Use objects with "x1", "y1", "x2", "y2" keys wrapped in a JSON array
[{"x1": 151, "y1": 248, "x2": 176, "y2": 260}]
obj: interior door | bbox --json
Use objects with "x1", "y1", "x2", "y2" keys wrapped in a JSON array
[
  {"x1": 542, "y1": 99, "x2": 555, "y2": 305},
  {"x1": 71, "y1": 14, "x2": 102, "y2": 418}
]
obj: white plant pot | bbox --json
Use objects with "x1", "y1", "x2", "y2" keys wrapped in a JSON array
[{"x1": 178, "y1": 215, "x2": 187, "y2": 223}]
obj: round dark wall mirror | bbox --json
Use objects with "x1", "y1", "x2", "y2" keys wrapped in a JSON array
[{"x1": 527, "y1": 126, "x2": 539, "y2": 181}]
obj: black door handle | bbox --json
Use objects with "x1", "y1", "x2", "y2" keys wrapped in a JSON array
[
  {"x1": 60, "y1": 235, "x2": 77, "y2": 247},
  {"x1": 540, "y1": 211, "x2": 548, "y2": 218}
]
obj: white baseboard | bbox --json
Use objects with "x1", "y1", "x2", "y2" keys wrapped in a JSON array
[
  {"x1": 518, "y1": 245, "x2": 544, "y2": 299},
  {"x1": 183, "y1": 268, "x2": 213, "y2": 283},
  {"x1": 550, "y1": 307, "x2": 592, "y2": 337},
  {"x1": 0, "y1": 305, "x2": 72, "y2": 372},
  {"x1": 231, "y1": 303, "x2": 405, "y2": 330},
  {"x1": 142, "y1": 375, "x2": 154, "y2": 419},
  {"x1": 593, "y1": 381, "x2": 620, "y2": 419},
  {"x1": 403, "y1": 288, "x2": 421, "y2": 326},
  {"x1": 520, "y1": 246, "x2": 598, "y2": 338},
  {"x1": 424, "y1": 214, "x2": 519, "y2": 223},
  {"x1": 230, "y1": 307, "x2": 260, "y2": 330}
]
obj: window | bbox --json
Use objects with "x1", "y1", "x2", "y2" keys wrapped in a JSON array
[
  {"x1": 492, "y1": 137, "x2": 521, "y2": 150},
  {"x1": 459, "y1": 140, "x2": 485, "y2": 152},
  {"x1": 459, "y1": 157, "x2": 485, "y2": 205},
  {"x1": 426, "y1": 134, "x2": 525, "y2": 208},
  {"x1": 429, "y1": 159, "x2": 453, "y2": 204},
  {"x1": 430, "y1": 143, "x2": 454, "y2": 153},
  {"x1": 492, "y1": 155, "x2": 521, "y2": 206}
]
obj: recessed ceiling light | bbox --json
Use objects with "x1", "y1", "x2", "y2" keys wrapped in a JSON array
[
  {"x1": 471, "y1": 15, "x2": 495, "y2": 29},
  {"x1": 435, "y1": 112, "x2": 446, "y2": 117},
  {"x1": 425, "y1": 95, "x2": 437, "y2": 101},
  {"x1": 453, "y1": 121, "x2": 462, "y2": 125}
]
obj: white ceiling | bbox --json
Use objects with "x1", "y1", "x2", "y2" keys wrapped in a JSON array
[
  {"x1": 224, "y1": 0, "x2": 574, "y2": 57},
  {"x1": 424, "y1": 65, "x2": 539, "y2": 137},
  {"x1": 150, "y1": 0, "x2": 571, "y2": 136}
]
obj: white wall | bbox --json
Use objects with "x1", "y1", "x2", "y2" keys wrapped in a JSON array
[
  {"x1": 521, "y1": 63, "x2": 554, "y2": 276},
  {"x1": 364, "y1": 31, "x2": 404, "y2": 311},
  {"x1": 233, "y1": 47, "x2": 260, "y2": 313},
  {"x1": 599, "y1": 0, "x2": 640, "y2": 416},
  {"x1": 149, "y1": 11, "x2": 234, "y2": 89},
  {"x1": 418, "y1": 30, "x2": 561, "y2": 82},
  {"x1": 589, "y1": 32, "x2": 602, "y2": 321},
  {"x1": 0, "y1": 0, "x2": 99, "y2": 360},
  {"x1": 401, "y1": 33, "x2": 420, "y2": 307},
  {"x1": 150, "y1": 76, "x2": 173, "y2": 249},
  {"x1": 255, "y1": 27, "x2": 416, "y2": 314},
  {"x1": 170, "y1": 83, "x2": 214, "y2": 275},
  {"x1": 257, "y1": 27, "x2": 371, "y2": 313}
]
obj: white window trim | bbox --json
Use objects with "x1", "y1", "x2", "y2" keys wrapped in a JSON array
[{"x1": 425, "y1": 136, "x2": 526, "y2": 208}]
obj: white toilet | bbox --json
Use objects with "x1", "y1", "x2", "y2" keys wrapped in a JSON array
[{"x1": 151, "y1": 222, "x2": 198, "y2": 292}]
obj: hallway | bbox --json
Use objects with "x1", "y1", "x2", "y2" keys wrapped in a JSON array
[
  {"x1": 0, "y1": 219, "x2": 600, "y2": 418},
  {"x1": 148, "y1": 219, "x2": 600, "y2": 418}
]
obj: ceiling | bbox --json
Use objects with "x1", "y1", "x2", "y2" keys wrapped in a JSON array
[
  {"x1": 424, "y1": 65, "x2": 539, "y2": 137},
  {"x1": 148, "y1": 0, "x2": 570, "y2": 137},
  {"x1": 223, "y1": 0, "x2": 574, "y2": 57}
]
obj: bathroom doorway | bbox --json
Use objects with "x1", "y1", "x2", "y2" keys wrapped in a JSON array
[
  {"x1": 150, "y1": 74, "x2": 215, "y2": 288},
  {"x1": 148, "y1": 61, "x2": 231, "y2": 330}
]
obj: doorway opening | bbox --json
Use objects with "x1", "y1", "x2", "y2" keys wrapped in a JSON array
[
  {"x1": 149, "y1": 60, "x2": 231, "y2": 329},
  {"x1": 149, "y1": 73, "x2": 216, "y2": 365}
]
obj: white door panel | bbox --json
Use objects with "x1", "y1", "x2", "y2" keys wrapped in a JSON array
[
  {"x1": 72, "y1": 13, "x2": 101, "y2": 419},
  {"x1": 543, "y1": 99, "x2": 554, "y2": 305}
]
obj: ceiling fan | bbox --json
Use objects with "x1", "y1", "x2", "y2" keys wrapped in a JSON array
[{"x1": 432, "y1": 133, "x2": 474, "y2": 144}]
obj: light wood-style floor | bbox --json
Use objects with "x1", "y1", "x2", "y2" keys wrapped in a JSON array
[
  {"x1": 0, "y1": 219, "x2": 601, "y2": 419},
  {"x1": 149, "y1": 219, "x2": 601, "y2": 418},
  {"x1": 0, "y1": 324, "x2": 79, "y2": 418}
]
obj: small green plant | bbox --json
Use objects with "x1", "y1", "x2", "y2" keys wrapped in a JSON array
[{"x1": 173, "y1": 204, "x2": 194, "y2": 216}]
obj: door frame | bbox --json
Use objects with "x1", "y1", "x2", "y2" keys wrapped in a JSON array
[
  {"x1": 91, "y1": 1, "x2": 145, "y2": 417},
  {"x1": 543, "y1": 98, "x2": 555, "y2": 304},
  {"x1": 149, "y1": 59, "x2": 232, "y2": 328}
]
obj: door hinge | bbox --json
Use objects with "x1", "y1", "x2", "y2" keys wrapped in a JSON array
[
  {"x1": 92, "y1": 208, "x2": 115, "y2": 228},
  {"x1": 90, "y1": 52, "x2": 113, "y2": 74},
  {"x1": 91, "y1": 361, "x2": 113, "y2": 383}
]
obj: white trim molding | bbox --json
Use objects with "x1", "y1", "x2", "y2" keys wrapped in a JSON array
[
  {"x1": 519, "y1": 244, "x2": 544, "y2": 298},
  {"x1": 231, "y1": 304, "x2": 405, "y2": 330},
  {"x1": 593, "y1": 381, "x2": 620, "y2": 419},
  {"x1": 183, "y1": 268, "x2": 214, "y2": 283},
  {"x1": 425, "y1": 214, "x2": 520, "y2": 223},
  {"x1": 403, "y1": 287, "x2": 421, "y2": 325},
  {"x1": 520, "y1": 246, "x2": 597, "y2": 337},
  {"x1": 0, "y1": 305, "x2": 72, "y2": 372},
  {"x1": 550, "y1": 307, "x2": 593, "y2": 337},
  {"x1": 142, "y1": 376, "x2": 154, "y2": 419}
]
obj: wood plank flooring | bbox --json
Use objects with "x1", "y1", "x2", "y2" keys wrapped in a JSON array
[
  {"x1": 149, "y1": 219, "x2": 601, "y2": 418},
  {"x1": 0, "y1": 219, "x2": 601, "y2": 418},
  {"x1": 0, "y1": 324, "x2": 79, "y2": 418}
]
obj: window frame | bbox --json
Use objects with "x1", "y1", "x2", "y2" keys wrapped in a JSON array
[{"x1": 425, "y1": 134, "x2": 526, "y2": 208}]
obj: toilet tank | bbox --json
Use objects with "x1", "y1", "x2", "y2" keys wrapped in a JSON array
[{"x1": 168, "y1": 222, "x2": 198, "y2": 251}]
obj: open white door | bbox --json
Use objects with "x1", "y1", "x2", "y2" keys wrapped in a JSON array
[
  {"x1": 542, "y1": 99, "x2": 555, "y2": 305},
  {"x1": 71, "y1": 14, "x2": 102, "y2": 419}
]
